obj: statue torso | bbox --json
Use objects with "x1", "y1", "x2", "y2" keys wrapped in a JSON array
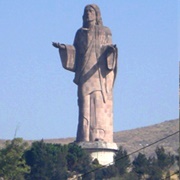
[{"x1": 73, "y1": 25, "x2": 112, "y2": 97}]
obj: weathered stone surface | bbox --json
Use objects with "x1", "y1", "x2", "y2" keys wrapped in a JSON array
[
  {"x1": 77, "y1": 141, "x2": 118, "y2": 150},
  {"x1": 53, "y1": 4, "x2": 118, "y2": 143},
  {"x1": 78, "y1": 141, "x2": 118, "y2": 165}
]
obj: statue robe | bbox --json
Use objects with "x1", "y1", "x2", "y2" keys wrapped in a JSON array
[{"x1": 59, "y1": 25, "x2": 117, "y2": 142}]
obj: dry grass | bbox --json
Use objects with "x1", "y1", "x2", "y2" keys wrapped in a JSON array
[{"x1": 114, "y1": 119, "x2": 179, "y2": 158}]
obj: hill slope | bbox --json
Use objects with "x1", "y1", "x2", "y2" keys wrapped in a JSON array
[{"x1": 114, "y1": 119, "x2": 179, "y2": 157}]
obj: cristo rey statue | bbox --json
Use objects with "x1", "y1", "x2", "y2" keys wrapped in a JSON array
[{"x1": 52, "y1": 4, "x2": 118, "y2": 143}]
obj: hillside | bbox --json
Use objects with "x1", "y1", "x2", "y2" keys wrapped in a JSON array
[
  {"x1": 114, "y1": 119, "x2": 179, "y2": 158},
  {"x1": 0, "y1": 119, "x2": 179, "y2": 158}
]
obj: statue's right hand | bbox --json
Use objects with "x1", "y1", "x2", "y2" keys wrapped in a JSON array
[
  {"x1": 52, "y1": 42, "x2": 60, "y2": 48},
  {"x1": 52, "y1": 42, "x2": 65, "y2": 49}
]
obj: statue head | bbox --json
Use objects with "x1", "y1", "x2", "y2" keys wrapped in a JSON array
[{"x1": 83, "y1": 4, "x2": 103, "y2": 27}]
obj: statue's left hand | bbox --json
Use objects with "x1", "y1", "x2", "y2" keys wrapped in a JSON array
[{"x1": 106, "y1": 44, "x2": 116, "y2": 54}]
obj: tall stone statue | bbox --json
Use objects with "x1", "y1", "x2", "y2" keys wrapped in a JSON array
[{"x1": 53, "y1": 4, "x2": 117, "y2": 143}]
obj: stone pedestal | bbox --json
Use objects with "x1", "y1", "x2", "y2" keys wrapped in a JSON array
[{"x1": 77, "y1": 141, "x2": 118, "y2": 166}]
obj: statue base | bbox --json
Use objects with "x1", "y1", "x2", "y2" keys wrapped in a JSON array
[{"x1": 77, "y1": 141, "x2": 118, "y2": 166}]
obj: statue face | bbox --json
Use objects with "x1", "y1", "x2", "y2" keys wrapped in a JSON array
[{"x1": 84, "y1": 6, "x2": 96, "y2": 23}]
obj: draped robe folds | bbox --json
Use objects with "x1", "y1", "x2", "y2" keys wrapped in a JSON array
[{"x1": 59, "y1": 25, "x2": 117, "y2": 143}]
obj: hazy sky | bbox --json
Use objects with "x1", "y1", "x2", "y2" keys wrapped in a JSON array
[{"x1": 0, "y1": 1, "x2": 178, "y2": 140}]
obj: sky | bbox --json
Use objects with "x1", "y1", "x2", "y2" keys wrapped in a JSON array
[{"x1": 0, "y1": 1, "x2": 179, "y2": 140}]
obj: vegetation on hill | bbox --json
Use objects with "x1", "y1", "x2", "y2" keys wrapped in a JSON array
[
  {"x1": 0, "y1": 139, "x2": 179, "y2": 179},
  {"x1": 0, "y1": 119, "x2": 179, "y2": 179}
]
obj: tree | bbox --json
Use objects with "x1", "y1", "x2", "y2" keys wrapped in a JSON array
[
  {"x1": 146, "y1": 157, "x2": 163, "y2": 180},
  {"x1": 122, "y1": 171, "x2": 139, "y2": 180},
  {"x1": 132, "y1": 153, "x2": 149, "y2": 179},
  {"x1": 67, "y1": 143, "x2": 92, "y2": 176},
  {"x1": 25, "y1": 140, "x2": 68, "y2": 180},
  {"x1": 155, "y1": 146, "x2": 175, "y2": 171},
  {"x1": 114, "y1": 146, "x2": 131, "y2": 176},
  {"x1": 146, "y1": 146, "x2": 175, "y2": 180},
  {"x1": 93, "y1": 165, "x2": 117, "y2": 179},
  {"x1": 0, "y1": 138, "x2": 30, "y2": 180}
]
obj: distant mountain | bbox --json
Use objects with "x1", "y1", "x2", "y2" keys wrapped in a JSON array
[{"x1": 0, "y1": 119, "x2": 179, "y2": 158}]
